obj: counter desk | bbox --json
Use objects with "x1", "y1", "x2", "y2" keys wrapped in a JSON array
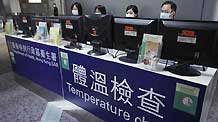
[{"x1": 5, "y1": 35, "x2": 218, "y2": 122}]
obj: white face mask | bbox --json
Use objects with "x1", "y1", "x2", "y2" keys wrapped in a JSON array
[
  {"x1": 160, "y1": 12, "x2": 173, "y2": 19},
  {"x1": 72, "y1": 10, "x2": 79, "y2": 15},
  {"x1": 126, "y1": 14, "x2": 135, "y2": 18}
]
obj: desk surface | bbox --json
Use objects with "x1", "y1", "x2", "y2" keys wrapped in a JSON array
[{"x1": 7, "y1": 34, "x2": 217, "y2": 86}]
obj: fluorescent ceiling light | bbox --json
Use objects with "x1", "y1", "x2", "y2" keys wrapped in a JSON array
[{"x1": 28, "y1": 0, "x2": 42, "y2": 3}]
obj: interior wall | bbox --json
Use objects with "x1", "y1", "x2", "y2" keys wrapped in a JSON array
[
  {"x1": 0, "y1": 0, "x2": 6, "y2": 15},
  {"x1": 213, "y1": 0, "x2": 218, "y2": 20},
  {"x1": 19, "y1": 0, "x2": 49, "y2": 15},
  {"x1": 1, "y1": 0, "x2": 11, "y2": 15},
  {"x1": 10, "y1": 0, "x2": 21, "y2": 13},
  {"x1": 18, "y1": 0, "x2": 62, "y2": 16},
  {"x1": 202, "y1": 0, "x2": 218, "y2": 21}
]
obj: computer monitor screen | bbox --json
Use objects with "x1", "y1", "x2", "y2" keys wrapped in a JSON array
[
  {"x1": 113, "y1": 17, "x2": 158, "y2": 63},
  {"x1": 46, "y1": 16, "x2": 61, "y2": 33},
  {"x1": 160, "y1": 19, "x2": 218, "y2": 76},
  {"x1": 31, "y1": 16, "x2": 45, "y2": 35},
  {"x1": 20, "y1": 14, "x2": 33, "y2": 37},
  {"x1": 83, "y1": 14, "x2": 113, "y2": 56},
  {"x1": 60, "y1": 16, "x2": 84, "y2": 49}
]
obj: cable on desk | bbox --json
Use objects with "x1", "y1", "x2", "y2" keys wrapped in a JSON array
[
  {"x1": 107, "y1": 48, "x2": 116, "y2": 58},
  {"x1": 115, "y1": 52, "x2": 127, "y2": 58},
  {"x1": 106, "y1": 49, "x2": 127, "y2": 58}
]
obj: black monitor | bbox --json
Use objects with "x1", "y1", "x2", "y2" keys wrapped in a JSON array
[
  {"x1": 31, "y1": 16, "x2": 46, "y2": 35},
  {"x1": 113, "y1": 17, "x2": 158, "y2": 63},
  {"x1": 83, "y1": 14, "x2": 113, "y2": 56},
  {"x1": 60, "y1": 16, "x2": 84, "y2": 49},
  {"x1": 20, "y1": 14, "x2": 33, "y2": 38},
  {"x1": 160, "y1": 19, "x2": 218, "y2": 76},
  {"x1": 45, "y1": 16, "x2": 61, "y2": 33}
]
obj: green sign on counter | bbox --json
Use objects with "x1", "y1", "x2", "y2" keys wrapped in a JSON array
[
  {"x1": 60, "y1": 52, "x2": 69, "y2": 70},
  {"x1": 174, "y1": 83, "x2": 200, "y2": 115}
]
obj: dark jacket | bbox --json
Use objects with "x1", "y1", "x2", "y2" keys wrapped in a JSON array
[{"x1": 54, "y1": 7, "x2": 58, "y2": 16}]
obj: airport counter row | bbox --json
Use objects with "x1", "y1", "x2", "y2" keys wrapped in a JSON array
[{"x1": 5, "y1": 34, "x2": 218, "y2": 122}]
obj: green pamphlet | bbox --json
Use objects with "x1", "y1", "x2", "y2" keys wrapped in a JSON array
[
  {"x1": 60, "y1": 52, "x2": 69, "y2": 70},
  {"x1": 173, "y1": 83, "x2": 200, "y2": 115}
]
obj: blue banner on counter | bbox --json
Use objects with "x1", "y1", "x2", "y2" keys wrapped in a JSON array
[
  {"x1": 60, "y1": 48, "x2": 207, "y2": 122},
  {"x1": 5, "y1": 36, "x2": 63, "y2": 96}
]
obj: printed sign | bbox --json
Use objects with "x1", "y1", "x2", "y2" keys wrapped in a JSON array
[
  {"x1": 60, "y1": 52, "x2": 69, "y2": 70},
  {"x1": 174, "y1": 83, "x2": 200, "y2": 115},
  {"x1": 124, "y1": 26, "x2": 137, "y2": 37},
  {"x1": 177, "y1": 30, "x2": 197, "y2": 44},
  {"x1": 60, "y1": 48, "x2": 206, "y2": 122},
  {"x1": 6, "y1": 36, "x2": 63, "y2": 96}
]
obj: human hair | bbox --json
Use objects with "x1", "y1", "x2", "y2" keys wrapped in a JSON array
[
  {"x1": 94, "y1": 5, "x2": 106, "y2": 14},
  {"x1": 161, "y1": 1, "x2": 177, "y2": 12},
  {"x1": 71, "y1": 2, "x2": 83, "y2": 15},
  {"x1": 126, "y1": 5, "x2": 138, "y2": 16}
]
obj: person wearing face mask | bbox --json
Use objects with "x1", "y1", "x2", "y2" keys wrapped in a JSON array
[
  {"x1": 94, "y1": 5, "x2": 107, "y2": 15},
  {"x1": 159, "y1": 1, "x2": 177, "y2": 65},
  {"x1": 71, "y1": 2, "x2": 83, "y2": 16},
  {"x1": 53, "y1": 3, "x2": 59, "y2": 16},
  {"x1": 126, "y1": 5, "x2": 138, "y2": 18},
  {"x1": 160, "y1": 1, "x2": 177, "y2": 19}
]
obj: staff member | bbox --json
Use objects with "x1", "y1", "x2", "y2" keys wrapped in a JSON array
[
  {"x1": 160, "y1": 1, "x2": 177, "y2": 19},
  {"x1": 126, "y1": 5, "x2": 138, "y2": 18},
  {"x1": 94, "y1": 5, "x2": 107, "y2": 15},
  {"x1": 71, "y1": 2, "x2": 83, "y2": 16}
]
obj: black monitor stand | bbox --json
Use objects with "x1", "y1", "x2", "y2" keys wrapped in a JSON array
[
  {"x1": 16, "y1": 32, "x2": 23, "y2": 35},
  {"x1": 164, "y1": 61, "x2": 201, "y2": 76},
  {"x1": 64, "y1": 35, "x2": 82, "y2": 50},
  {"x1": 22, "y1": 28, "x2": 33, "y2": 38},
  {"x1": 87, "y1": 40, "x2": 106, "y2": 56},
  {"x1": 22, "y1": 35, "x2": 32, "y2": 38},
  {"x1": 119, "y1": 48, "x2": 138, "y2": 64},
  {"x1": 64, "y1": 39, "x2": 82, "y2": 50}
]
